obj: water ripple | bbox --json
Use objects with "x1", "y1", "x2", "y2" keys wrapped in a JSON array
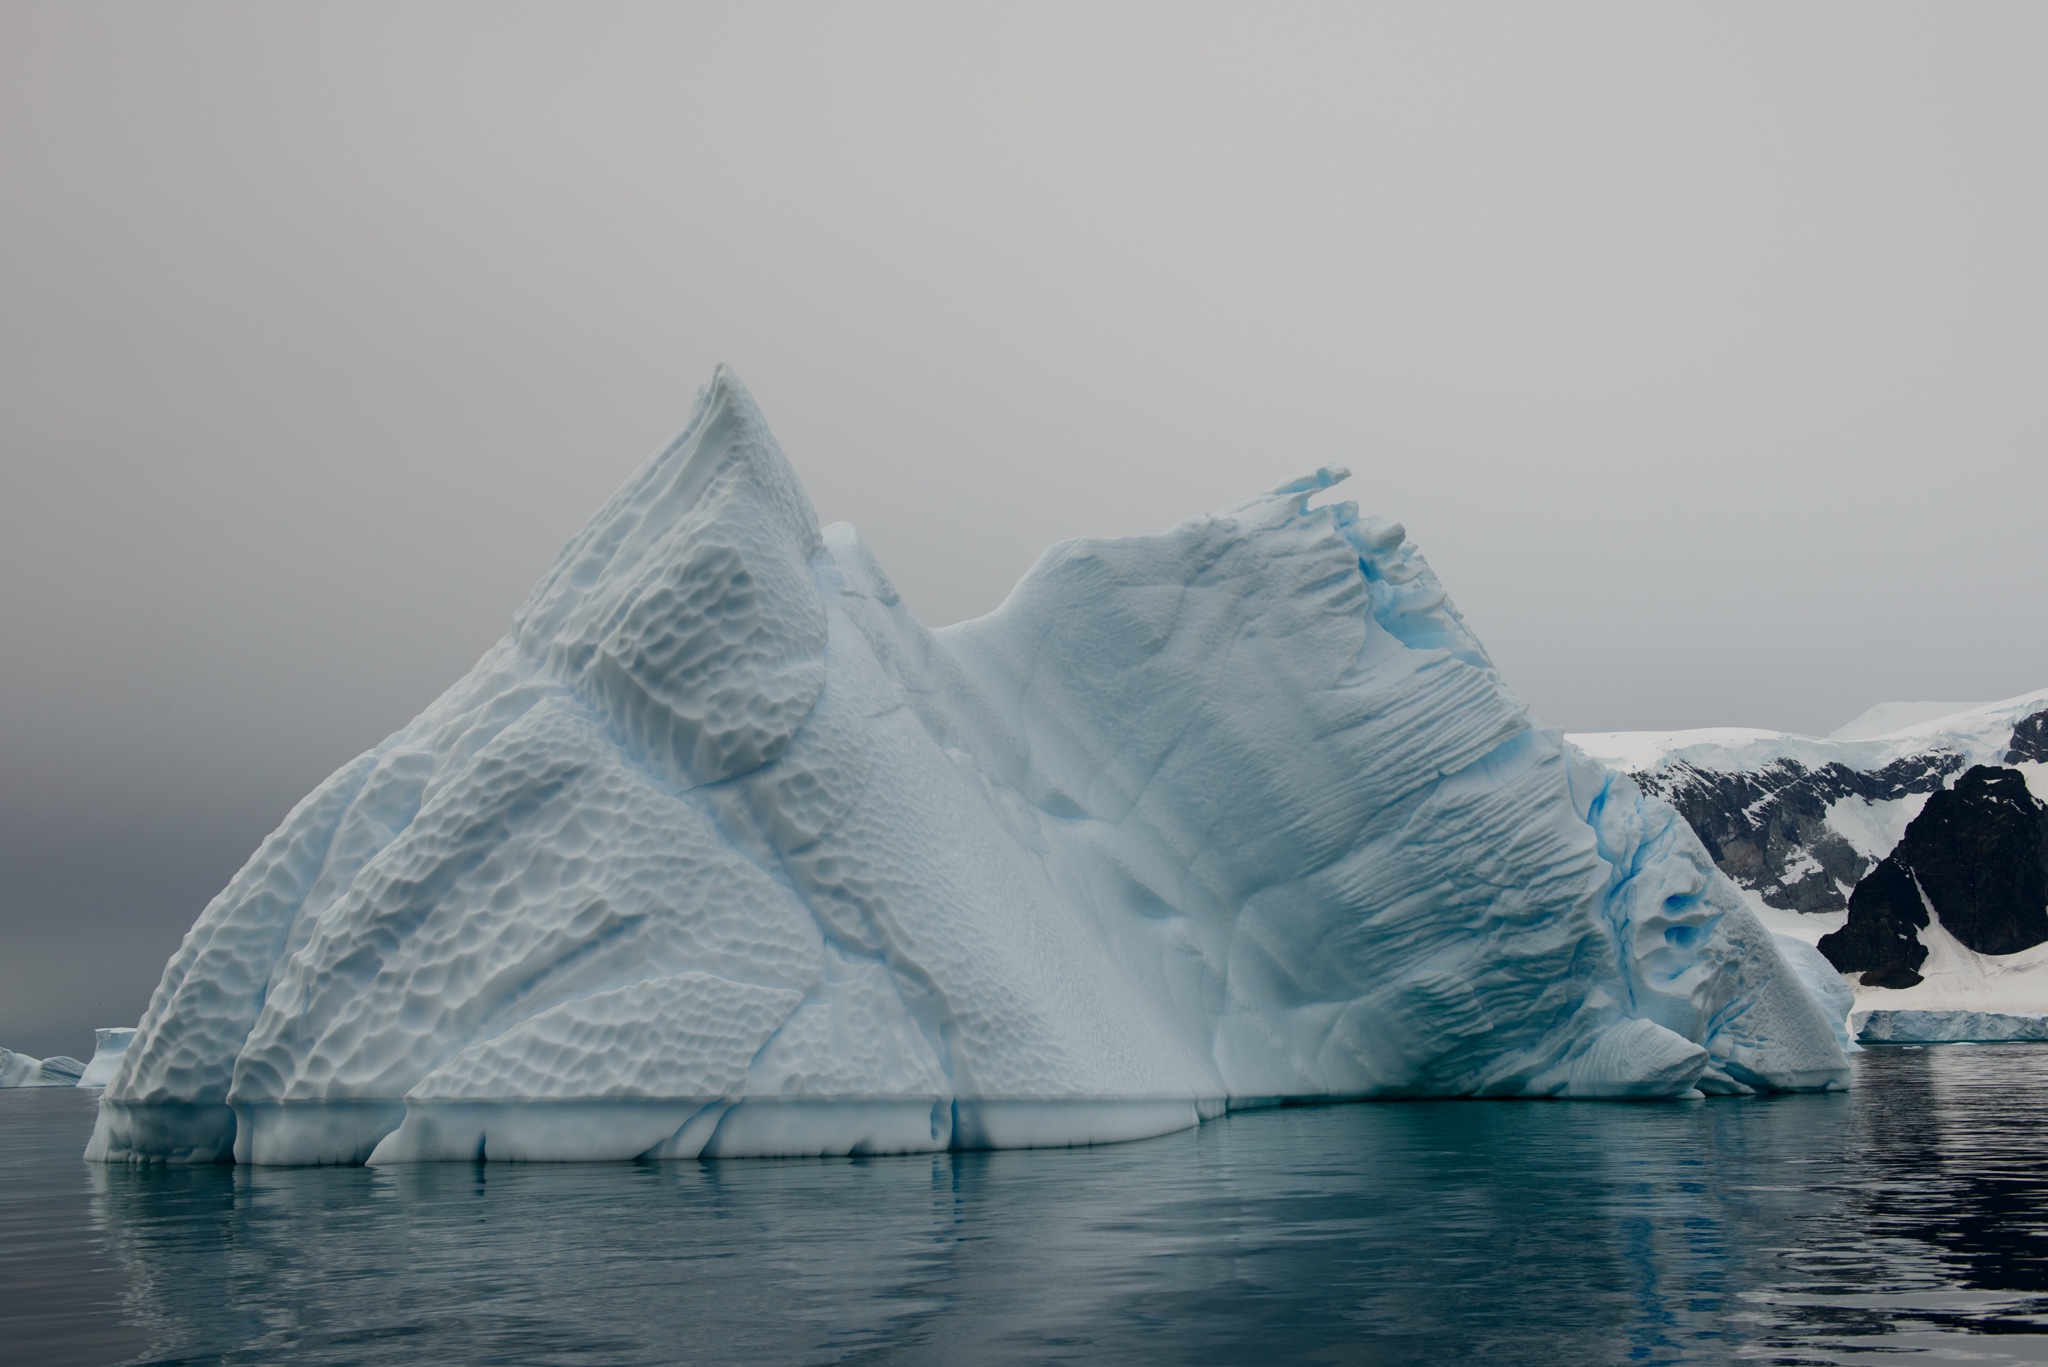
[{"x1": 9, "y1": 1047, "x2": 2048, "y2": 1363}]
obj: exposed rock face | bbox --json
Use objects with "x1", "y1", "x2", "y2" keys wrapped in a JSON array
[
  {"x1": 1819, "y1": 766, "x2": 2048, "y2": 988},
  {"x1": 2007, "y1": 709, "x2": 2048, "y2": 765},
  {"x1": 1637, "y1": 755, "x2": 1959, "y2": 915},
  {"x1": 1908, "y1": 768, "x2": 2048, "y2": 954},
  {"x1": 1817, "y1": 859, "x2": 1932, "y2": 989}
]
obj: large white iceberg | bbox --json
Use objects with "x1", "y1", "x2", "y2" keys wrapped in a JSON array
[{"x1": 90, "y1": 370, "x2": 1848, "y2": 1165}]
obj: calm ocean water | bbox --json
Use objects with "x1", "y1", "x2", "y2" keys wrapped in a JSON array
[{"x1": 7, "y1": 1046, "x2": 2048, "y2": 1365}]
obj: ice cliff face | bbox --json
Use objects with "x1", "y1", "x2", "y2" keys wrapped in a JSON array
[{"x1": 90, "y1": 370, "x2": 1848, "y2": 1165}]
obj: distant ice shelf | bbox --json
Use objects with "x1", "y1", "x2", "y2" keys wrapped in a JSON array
[
  {"x1": 1856, "y1": 1010, "x2": 2048, "y2": 1043},
  {"x1": 89, "y1": 370, "x2": 1849, "y2": 1166}
]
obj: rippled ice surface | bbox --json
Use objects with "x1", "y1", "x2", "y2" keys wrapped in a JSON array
[{"x1": 11, "y1": 1046, "x2": 2048, "y2": 1365}]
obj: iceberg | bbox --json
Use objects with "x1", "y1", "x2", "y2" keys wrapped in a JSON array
[
  {"x1": 1854, "y1": 1009, "x2": 2048, "y2": 1043},
  {"x1": 76, "y1": 1027, "x2": 137, "y2": 1089},
  {"x1": 2, "y1": 1049, "x2": 86, "y2": 1088},
  {"x1": 1771, "y1": 935, "x2": 1858, "y2": 1057},
  {"x1": 90, "y1": 370, "x2": 1848, "y2": 1165}
]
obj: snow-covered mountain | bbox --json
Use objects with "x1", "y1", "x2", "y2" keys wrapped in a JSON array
[
  {"x1": 1573, "y1": 696, "x2": 2048, "y2": 1039},
  {"x1": 88, "y1": 371, "x2": 1846, "y2": 1166}
]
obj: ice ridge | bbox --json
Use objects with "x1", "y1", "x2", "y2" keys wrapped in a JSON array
[{"x1": 89, "y1": 369, "x2": 1849, "y2": 1165}]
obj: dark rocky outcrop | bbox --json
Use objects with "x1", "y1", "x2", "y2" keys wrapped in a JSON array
[
  {"x1": 1817, "y1": 858, "x2": 1931, "y2": 988},
  {"x1": 1904, "y1": 766, "x2": 2048, "y2": 954},
  {"x1": 1819, "y1": 765, "x2": 2048, "y2": 987},
  {"x1": 1639, "y1": 752, "x2": 1961, "y2": 914},
  {"x1": 2007, "y1": 709, "x2": 2048, "y2": 765}
]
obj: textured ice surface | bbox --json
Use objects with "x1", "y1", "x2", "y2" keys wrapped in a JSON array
[
  {"x1": 1770, "y1": 935, "x2": 1857, "y2": 1056},
  {"x1": 91, "y1": 370, "x2": 1848, "y2": 1165}
]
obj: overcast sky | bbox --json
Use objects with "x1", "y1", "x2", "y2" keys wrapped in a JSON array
[{"x1": 3, "y1": 1, "x2": 2044, "y2": 1056}]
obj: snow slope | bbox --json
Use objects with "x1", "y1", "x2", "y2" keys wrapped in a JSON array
[
  {"x1": 1852, "y1": 915, "x2": 2048, "y2": 1017},
  {"x1": 1574, "y1": 698, "x2": 2048, "y2": 786},
  {"x1": 1849, "y1": 906, "x2": 2048, "y2": 1043},
  {"x1": 1829, "y1": 702, "x2": 1989, "y2": 743},
  {"x1": 90, "y1": 370, "x2": 1848, "y2": 1165}
]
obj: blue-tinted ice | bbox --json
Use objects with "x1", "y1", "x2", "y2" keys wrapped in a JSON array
[{"x1": 90, "y1": 371, "x2": 1849, "y2": 1164}]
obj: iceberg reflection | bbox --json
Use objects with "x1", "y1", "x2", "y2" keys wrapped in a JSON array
[{"x1": 78, "y1": 1051, "x2": 2048, "y2": 1365}]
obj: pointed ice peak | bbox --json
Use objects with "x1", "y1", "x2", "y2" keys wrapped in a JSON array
[
  {"x1": 513, "y1": 367, "x2": 829, "y2": 787},
  {"x1": 515, "y1": 367, "x2": 820, "y2": 640}
]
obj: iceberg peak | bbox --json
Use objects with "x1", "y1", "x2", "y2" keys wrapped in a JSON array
[{"x1": 513, "y1": 367, "x2": 827, "y2": 788}]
